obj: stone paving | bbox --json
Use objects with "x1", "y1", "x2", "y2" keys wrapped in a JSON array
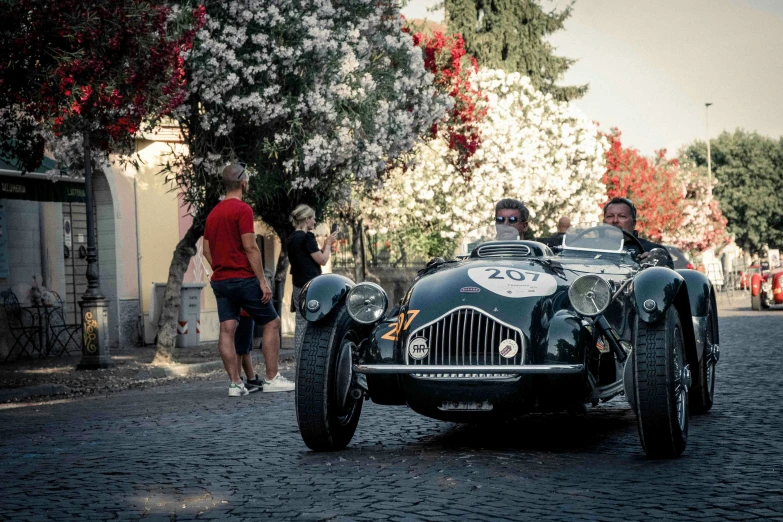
[{"x1": 1, "y1": 295, "x2": 782, "y2": 521}]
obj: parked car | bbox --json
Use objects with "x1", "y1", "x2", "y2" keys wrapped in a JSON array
[
  {"x1": 750, "y1": 264, "x2": 783, "y2": 310},
  {"x1": 663, "y1": 244, "x2": 694, "y2": 270},
  {"x1": 295, "y1": 224, "x2": 720, "y2": 459}
]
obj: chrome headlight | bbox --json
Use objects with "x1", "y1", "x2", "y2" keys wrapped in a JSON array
[
  {"x1": 568, "y1": 274, "x2": 612, "y2": 317},
  {"x1": 346, "y1": 282, "x2": 388, "y2": 324}
]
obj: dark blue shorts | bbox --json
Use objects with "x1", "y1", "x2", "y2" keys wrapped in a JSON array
[
  {"x1": 210, "y1": 277, "x2": 278, "y2": 326},
  {"x1": 235, "y1": 314, "x2": 255, "y2": 355}
]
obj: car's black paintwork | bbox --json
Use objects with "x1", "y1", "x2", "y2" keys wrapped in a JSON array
[
  {"x1": 299, "y1": 274, "x2": 354, "y2": 322},
  {"x1": 301, "y1": 236, "x2": 715, "y2": 421}
]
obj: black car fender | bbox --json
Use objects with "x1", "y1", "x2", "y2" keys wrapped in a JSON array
[
  {"x1": 676, "y1": 269, "x2": 714, "y2": 318},
  {"x1": 298, "y1": 274, "x2": 354, "y2": 322},
  {"x1": 677, "y1": 269, "x2": 719, "y2": 359},
  {"x1": 633, "y1": 267, "x2": 698, "y2": 370}
]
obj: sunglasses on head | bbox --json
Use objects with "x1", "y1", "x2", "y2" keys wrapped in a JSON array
[
  {"x1": 235, "y1": 162, "x2": 247, "y2": 181},
  {"x1": 495, "y1": 216, "x2": 522, "y2": 224}
]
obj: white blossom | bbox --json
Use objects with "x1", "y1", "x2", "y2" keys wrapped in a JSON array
[{"x1": 367, "y1": 69, "x2": 610, "y2": 255}]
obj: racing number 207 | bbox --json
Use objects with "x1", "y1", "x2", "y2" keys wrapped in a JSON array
[
  {"x1": 485, "y1": 268, "x2": 539, "y2": 281},
  {"x1": 380, "y1": 310, "x2": 420, "y2": 341}
]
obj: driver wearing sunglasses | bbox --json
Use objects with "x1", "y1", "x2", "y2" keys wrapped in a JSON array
[{"x1": 494, "y1": 198, "x2": 530, "y2": 239}]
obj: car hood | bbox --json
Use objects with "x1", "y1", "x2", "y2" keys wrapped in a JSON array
[{"x1": 403, "y1": 256, "x2": 632, "y2": 335}]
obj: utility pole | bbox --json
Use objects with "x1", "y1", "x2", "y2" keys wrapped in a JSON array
[{"x1": 705, "y1": 102, "x2": 713, "y2": 197}]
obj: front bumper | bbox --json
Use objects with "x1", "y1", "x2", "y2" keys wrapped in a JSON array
[{"x1": 353, "y1": 364, "x2": 584, "y2": 375}]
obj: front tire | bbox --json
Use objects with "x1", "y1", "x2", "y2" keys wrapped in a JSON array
[
  {"x1": 295, "y1": 305, "x2": 363, "y2": 451},
  {"x1": 690, "y1": 310, "x2": 717, "y2": 413},
  {"x1": 633, "y1": 305, "x2": 690, "y2": 458},
  {"x1": 751, "y1": 293, "x2": 761, "y2": 311}
]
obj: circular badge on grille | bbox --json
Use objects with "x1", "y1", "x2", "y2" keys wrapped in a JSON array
[
  {"x1": 498, "y1": 339, "x2": 518, "y2": 359},
  {"x1": 409, "y1": 337, "x2": 429, "y2": 360}
]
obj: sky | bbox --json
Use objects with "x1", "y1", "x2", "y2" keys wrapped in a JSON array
[{"x1": 401, "y1": 0, "x2": 783, "y2": 156}]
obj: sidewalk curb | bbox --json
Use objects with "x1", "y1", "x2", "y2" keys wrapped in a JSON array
[
  {"x1": 0, "y1": 383, "x2": 72, "y2": 402},
  {"x1": 147, "y1": 360, "x2": 225, "y2": 379},
  {"x1": 1, "y1": 348, "x2": 297, "y2": 401},
  {"x1": 144, "y1": 348, "x2": 296, "y2": 379}
]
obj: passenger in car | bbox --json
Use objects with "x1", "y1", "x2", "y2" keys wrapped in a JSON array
[
  {"x1": 494, "y1": 198, "x2": 530, "y2": 240},
  {"x1": 602, "y1": 197, "x2": 674, "y2": 269}
]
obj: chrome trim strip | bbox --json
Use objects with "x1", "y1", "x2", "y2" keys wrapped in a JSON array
[
  {"x1": 476, "y1": 244, "x2": 532, "y2": 258},
  {"x1": 354, "y1": 364, "x2": 584, "y2": 374}
]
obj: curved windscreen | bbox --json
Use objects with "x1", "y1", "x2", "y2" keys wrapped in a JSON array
[
  {"x1": 563, "y1": 224, "x2": 626, "y2": 253},
  {"x1": 459, "y1": 224, "x2": 520, "y2": 255}
]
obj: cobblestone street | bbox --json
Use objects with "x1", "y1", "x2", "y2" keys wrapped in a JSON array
[{"x1": 1, "y1": 296, "x2": 782, "y2": 521}]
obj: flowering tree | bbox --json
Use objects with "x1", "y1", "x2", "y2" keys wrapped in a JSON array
[
  {"x1": 602, "y1": 130, "x2": 683, "y2": 242},
  {"x1": 153, "y1": 0, "x2": 450, "y2": 356},
  {"x1": 0, "y1": 0, "x2": 203, "y2": 364},
  {"x1": 0, "y1": 0, "x2": 203, "y2": 172},
  {"x1": 366, "y1": 69, "x2": 609, "y2": 258},
  {"x1": 661, "y1": 159, "x2": 729, "y2": 255},
  {"x1": 410, "y1": 30, "x2": 486, "y2": 170}
]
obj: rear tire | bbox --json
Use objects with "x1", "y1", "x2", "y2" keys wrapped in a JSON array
[
  {"x1": 690, "y1": 310, "x2": 717, "y2": 413},
  {"x1": 633, "y1": 305, "x2": 689, "y2": 458},
  {"x1": 751, "y1": 293, "x2": 761, "y2": 311},
  {"x1": 295, "y1": 305, "x2": 363, "y2": 451}
]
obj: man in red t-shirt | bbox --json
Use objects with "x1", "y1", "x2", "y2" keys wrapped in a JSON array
[{"x1": 203, "y1": 163, "x2": 293, "y2": 397}]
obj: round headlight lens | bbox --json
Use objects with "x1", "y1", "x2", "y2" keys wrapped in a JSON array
[
  {"x1": 346, "y1": 282, "x2": 388, "y2": 324},
  {"x1": 568, "y1": 274, "x2": 612, "y2": 317}
]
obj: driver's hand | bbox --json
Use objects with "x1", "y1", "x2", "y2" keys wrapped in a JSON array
[{"x1": 639, "y1": 248, "x2": 669, "y2": 267}]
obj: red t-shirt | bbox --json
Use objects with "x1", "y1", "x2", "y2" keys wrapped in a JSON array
[{"x1": 204, "y1": 198, "x2": 256, "y2": 281}]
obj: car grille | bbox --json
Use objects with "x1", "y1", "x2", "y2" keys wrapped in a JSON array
[
  {"x1": 475, "y1": 243, "x2": 532, "y2": 258},
  {"x1": 406, "y1": 306, "x2": 525, "y2": 379}
]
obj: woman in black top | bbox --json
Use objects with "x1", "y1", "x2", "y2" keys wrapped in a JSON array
[{"x1": 288, "y1": 204, "x2": 337, "y2": 354}]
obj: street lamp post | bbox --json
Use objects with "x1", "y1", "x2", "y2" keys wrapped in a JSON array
[
  {"x1": 77, "y1": 129, "x2": 114, "y2": 369},
  {"x1": 705, "y1": 102, "x2": 713, "y2": 196}
]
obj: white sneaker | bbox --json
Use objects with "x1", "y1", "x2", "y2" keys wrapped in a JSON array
[
  {"x1": 228, "y1": 381, "x2": 249, "y2": 397},
  {"x1": 263, "y1": 373, "x2": 295, "y2": 392}
]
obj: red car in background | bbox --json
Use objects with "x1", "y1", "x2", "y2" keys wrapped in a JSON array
[{"x1": 750, "y1": 262, "x2": 783, "y2": 310}]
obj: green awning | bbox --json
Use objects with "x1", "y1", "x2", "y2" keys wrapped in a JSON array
[
  {"x1": 0, "y1": 152, "x2": 86, "y2": 203},
  {"x1": 0, "y1": 175, "x2": 86, "y2": 203}
]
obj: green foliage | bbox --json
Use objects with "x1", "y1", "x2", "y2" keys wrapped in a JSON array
[
  {"x1": 682, "y1": 130, "x2": 783, "y2": 254},
  {"x1": 444, "y1": 0, "x2": 587, "y2": 101}
]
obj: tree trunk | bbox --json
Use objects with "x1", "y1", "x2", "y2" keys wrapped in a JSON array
[
  {"x1": 153, "y1": 220, "x2": 204, "y2": 364},
  {"x1": 351, "y1": 219, "x2": 365, "y2": 283}
]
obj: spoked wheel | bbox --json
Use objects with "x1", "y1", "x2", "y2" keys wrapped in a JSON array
[
  {"x1": 690, "y1": 309, "x2": 719, "y2": 413},
  {"x1": 296, "y1": 304, "x2": 364, "y2": 451},
  {"x1": 633, "y1": 305, "x2": 691, "y2": 458}
]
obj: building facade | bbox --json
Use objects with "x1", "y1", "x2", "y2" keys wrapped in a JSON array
[{"x1": 1, "y1": 128, "x2": 302, "y2": 360}]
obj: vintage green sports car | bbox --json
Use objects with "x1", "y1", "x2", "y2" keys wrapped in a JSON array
[{"x1": 295, "y1": 224, "x2": 720, "y2": 458}]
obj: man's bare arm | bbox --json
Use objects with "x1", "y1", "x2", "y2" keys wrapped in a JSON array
[{"x1": 241, "y1": 232, "x2": 272, "y2": 303}]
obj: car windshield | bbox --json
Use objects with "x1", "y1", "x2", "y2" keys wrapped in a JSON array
[
  {"x1": 562, "y1": 224, "x2": 627, "y2": 253},
  {"x1": 458, "y1": 224, "x2": 520, "y2": 255},
  {"x1": 457, "y1": 223, "x2": 630, "y2": 256}
]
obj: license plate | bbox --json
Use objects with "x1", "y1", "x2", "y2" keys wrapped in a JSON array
[{"x1": 438, "y1": 400, "x2": 493, "y2": 411}]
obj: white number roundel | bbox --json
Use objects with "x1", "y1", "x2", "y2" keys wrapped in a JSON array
[{"x1": 467, "y1": 267, "x2": 558, "y2": 298}]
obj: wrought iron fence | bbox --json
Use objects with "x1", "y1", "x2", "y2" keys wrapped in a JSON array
[{"x1": 330, "y1": 224, "x2": 429, "y2": 269}]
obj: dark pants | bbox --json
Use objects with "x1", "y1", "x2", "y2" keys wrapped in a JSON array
[
  {"x1": 210, "y1": 277, "x2": 278, "y2": 326},
  {"x1": 235, "y1": 315, "x2": 255, "y2": 355}
]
